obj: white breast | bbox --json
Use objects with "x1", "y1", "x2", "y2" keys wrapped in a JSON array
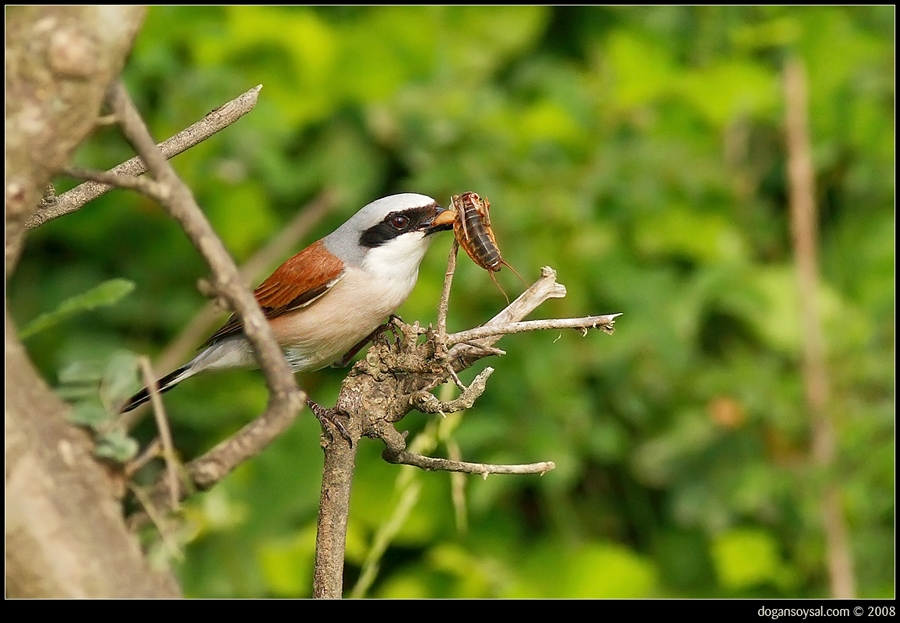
[
  {"x1": 182, "y1": 233, "x2": 431, "y2": 377},
  {"x1": 269, "y1": 264, "x2": 419, "y2": 371}
]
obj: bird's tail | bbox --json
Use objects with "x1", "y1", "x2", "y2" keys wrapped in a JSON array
[{"x1": 119, "y1": 364, "x2": 196, "y2": 413}]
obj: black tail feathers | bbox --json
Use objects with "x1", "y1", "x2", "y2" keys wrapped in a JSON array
[{"x1": 119, "y1": 364, "x2": 190, "y2": 413}]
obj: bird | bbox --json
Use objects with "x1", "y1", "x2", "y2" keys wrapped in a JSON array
[{"x1": 120, "y1": 193, "x2": 457, "y2": 413}]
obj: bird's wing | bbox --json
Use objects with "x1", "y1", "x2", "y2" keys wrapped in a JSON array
[{"x1": 202, "y1": 240, "x2": 345, "y2": 346}]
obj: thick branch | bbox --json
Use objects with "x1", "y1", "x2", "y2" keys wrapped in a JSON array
[
  {"x1": 155, "y1": 191, "x2": 337, "y2": 373},
  {"x1": 313, "y1": 262, "x2": 618, "y2": 597},
  {"x1": 313, "y1": 413, "x2": 361, "y2": 599},
  {"x1": 104, "y1": 82, "x2": 305, "y2": 507},
  {"x1": 5, "y1": 5, "x2": 181, "y2": 597},
  {"x1": 117, "y1": 190, "x2": 337, "y2": 433}
]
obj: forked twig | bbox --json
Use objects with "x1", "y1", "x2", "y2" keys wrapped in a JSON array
[{"x1": 26, "y1": 85, "x2": 263, "y2": 229}]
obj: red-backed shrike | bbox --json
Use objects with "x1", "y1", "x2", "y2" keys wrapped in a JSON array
[{"x1": 121, "y1": 193, "x2": 456, "y2": 412}]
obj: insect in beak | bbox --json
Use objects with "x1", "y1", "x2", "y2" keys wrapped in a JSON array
[
  {"x1": 448, "y1": 191, "x2": 526, "y2": 303},
  {"x1": 430, "y1": 207, "x2": 458, "y2": 230}
]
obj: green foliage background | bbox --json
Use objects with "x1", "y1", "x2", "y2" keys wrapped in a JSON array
[{"x1": 9, "y1": 6, "x2": 894, "y2": 598}]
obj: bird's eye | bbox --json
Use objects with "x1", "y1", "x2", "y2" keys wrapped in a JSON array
[{"x1": 388, "y1": 214, "x2": 410, "y2": 230}]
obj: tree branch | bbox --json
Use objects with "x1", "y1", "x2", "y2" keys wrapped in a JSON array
[
  {"x1": 783, "y1": 56, "x2": 855, "y2": 599},
  {"x1": 137, "y1": 356, "x2": 180, "y2": 512},
  {"x1": 102, "y1": 81, "x2": 305, "y2": 508},
  {"x1": 384, "y1": 450, "x2": 556, "y2": 476},
  {"x1": 446, "y1": 314, "x2": 621, "y2": 346},
  {"x1": 118, "y1": 190, "x2": 338, "y2": 432},
  {"x1": 5, "y1": 5, "x2": 181, "y2": 597},
  {"x1": 434, "y1": 238, "x2": 459, "y2": 350},
  {"x1": 410, "y1": 367, "x2": 494, "y2": 416},
  {"x1": 25, "y1": 84, "x2": 263, "y2": 229},
  {"x1": 312, "y1": 413, "x2": 360, "y2": 599},
  {"x1": 60, "y1": 166, "x2": 168, "y2": 199},
  {"x1": 313, "y1": 263, "x2": 620, "y2": 597}
]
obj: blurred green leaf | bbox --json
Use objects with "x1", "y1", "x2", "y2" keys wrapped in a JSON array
[
  {"x1": 678, "y1": 60, "x2": 779, "y2": 127},
  {"x1": 94, "y1": 429, "x2": 140, "y2": 463},
  {"x1": 606, "y1": 31, "x2": 676, "y2": 108},
  {"x1": 711, "y1": 528, "x2": 797, "y2": 592},
  {"x1": 100, "y1": 350, "x2": 141, "y2": 409},
  {"x1": 634, "y1": 204, "x2": 749, "y2": 264},
  {"x1": 506, "y1": 540, "x2": 658, "y2": 598},
  {"x1": 19, "y1": 279, "x2": 135, "y2": 340},
  {"x1": 69, "y1": 400, "x2": 111, "y2": 429},
  {"x1": 257, "y1": 525, "x2": 316, "y2": 597},
  {"x1": 563, "y1": 543, "x2": 658, "y2": 598},
  {"x1": 58, "y1": 359, "x2": 105, "y2": 385}
]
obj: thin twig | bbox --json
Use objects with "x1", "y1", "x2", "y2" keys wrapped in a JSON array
[
  {"x1": 26, "y1": 84, "x2": 263, "y2": 229},
  {"x1": 104, "y1": 81, "x2": 304, "y2": 510},
  {"x1": 784, "y1": 56, "x2": 855, "y2": 598},
  {"x1": 118, "y1": 190, "x2": 337, "y2": 432},
  {"x1": 435, "y1": 238, "x2": 459, "y2": 347},
  {"x1": 124, "y1": 437, "x2": 162, "y2": 480},
  {"x1": 447, "y1": 314, "x2": 621, "y2": 346},
  {"x1": 410, "y1": 367, "x2": 494, "y2": 416},
  {"x1": 384, "y1": 450, "x2": 555, "y2": 476},
  {"x1": 138, "y1": 356, "x2": 180, "y2": 511},
  {"x1": 375, "y1": 408, "x2": 551, "y2": 476},
  {"x1": 62, "y1": 166, "x2": 168, "y2": 200},
  {"x1": 127, "y1": 484, "x2": 184, "y2": 562}
]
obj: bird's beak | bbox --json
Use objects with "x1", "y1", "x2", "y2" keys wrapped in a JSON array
[{"x1": 426, "y1": 205, "x2": 457, "y2": 235}]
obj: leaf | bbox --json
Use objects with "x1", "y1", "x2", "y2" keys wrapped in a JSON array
[
  {"x1": 55, "y1": 384, "x2": 102, "y2": 402},
  {"x1": 19, "y1": 279, "x2": 135, "y2": 340},
  {"x1": 257, "y1": 526, "x2": 317, "y2": 597},
  {"x1": 94, "y1": 429, "x2": 139, "y2": 463},
  {"x1": 69, "y1": 401, "x2": 112, "y2": 429},
  {"x1": 711, "y1": 528, "x2": 793, "y2": 591},
  {"x1": 100, "y1": 351, "x2": 141, "y2": 409},
  {"x1": 58, "y1": 360, "x2": 105, "y2": 385}
]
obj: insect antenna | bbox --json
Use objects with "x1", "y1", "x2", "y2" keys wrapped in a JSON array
[
  {"x1": 501, "y1": 259, "x2": 528, "y2": 287},
  {"x1": 488, "y1": 270, "x2": 511, "y2": 305}
]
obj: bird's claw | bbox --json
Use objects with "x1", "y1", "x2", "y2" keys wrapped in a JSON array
[{"x1": 307, "y1": 398, "x2": 353, "y2": 446}]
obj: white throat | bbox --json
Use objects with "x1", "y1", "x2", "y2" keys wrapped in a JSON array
[{"x1": 361, "y1": 230, "x2": 432, "y2": 291}]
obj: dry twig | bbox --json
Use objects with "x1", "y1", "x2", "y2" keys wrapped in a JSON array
[
  {"x1": 137, "y1": 356, "x2": 180, "y2": 511},
  {"x1": 99, "y1": 81, "x2": 304, "y2": 511},
  {"x1": 783, "y1": 57, "x2": 855, "y2": 598},
  {"x1": 72, "y1": 82, "x2": 622, "y2": 601},
  {"x1": 26, "y1": 85, "x2": 263, "y2": 229},
  {"x1": 115, "y1": 190, "x2": 338, "y2": 433},
  {"x1": 312, "y1": 264, "x2": 620, "y2": 597}
]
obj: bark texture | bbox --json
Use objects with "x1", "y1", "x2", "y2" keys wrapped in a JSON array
[{"x1": 5, "y1": 5, "x2": 181, "y2": 597}]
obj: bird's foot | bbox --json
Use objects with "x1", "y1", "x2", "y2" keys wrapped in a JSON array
[{"x1": 307, "y1": 397, "x2": 353, "y2": 446}]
